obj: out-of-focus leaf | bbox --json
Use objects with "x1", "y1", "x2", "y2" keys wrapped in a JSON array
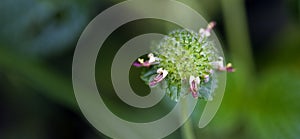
[
  {"x1": 0, "y1": 0, "x2": 88, "y2": 56},
  {"x1": 0, "y1": 46, "x2": 77, "y2": 110},
  {"x1": 140, "y1": 67, "x2": 156, "y2": 84},
  {"x1": 198, "y1": 72, "x2": 218, "y2": 101},
  {"x1": 248, "y1": 68, "x2": 300, "y2": 139}
]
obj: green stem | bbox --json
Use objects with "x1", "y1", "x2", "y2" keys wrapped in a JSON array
[
  {"x1": 181, "y1": 119, "x2": 196, "y2": 139},
  {"x1": 221, "y1": 0, "x2": 255, "y2": 92},
  {"x1": 180, "y1": 100, "x2": 196, "y2": 139}
]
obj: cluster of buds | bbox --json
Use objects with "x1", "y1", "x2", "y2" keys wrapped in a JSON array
[{"x1": 133, "y1": 22, "x2": 235, "y2": 101}]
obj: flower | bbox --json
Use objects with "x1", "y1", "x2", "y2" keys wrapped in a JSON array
[
  {"x1": 211, "y1": 57, "x2": 235, "y2": 72},
  {"x1": 133, "y1": 53, "x2": 159, "y2": 67},
  {"x1": 149, "y1": 68, "x2": 168, "y2": 87},
  {"x1": 148, "y1": 53, "x2": 157, "y2": 63},
  {"x1": 199, "y1": 21, "x2": 216, "y2": 37},
  {"x1": 225, "y1": 63, "x2": 235, "y2": 72},
  {"x1": 134, "y1": 21, "x2": 235, "y2": 102},
  {"x1": 189, "y1": 76, "x2": 200, "y2": 99},
  {"x1": 203, "y1": 74, "x2": 210, "y2": 83}
]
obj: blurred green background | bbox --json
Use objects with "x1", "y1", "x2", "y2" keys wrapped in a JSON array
[{"x1": 1, "y1": 0, "x2": 300, "y2": 139}]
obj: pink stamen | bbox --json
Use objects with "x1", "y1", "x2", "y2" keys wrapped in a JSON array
[
  {"x1": 149, "y1": 68, "x2": 168, "y2": 87},
  {"x1": 132, "y1": 53, "x2": 159, "y2": 68},
  {"x1": 199, "y1": 21, "x2": 216, "y2": 38},
  {"x1": 218, "y1": 63, "x2": 235, "y2": 72},
  {"x1": 226, "y1": 67, "x2": 235, "y2": 72},
  {"x1": 207, "y1": 22, "x2": 216, "y2": 32},
  {"x1": 189, "y1": 76, "x2": 200, "y2": 99},
  {"x1": 132, "y1": 61, "x2": 152, "y2": 67},
  {"x1": 133, "y1": 62, "x2": 142, "y2": 67},
  {"x1": 190, "y1": 81, "x2": 198, "y2": 99},
  {"x1": 149, "y1": 73, "x2": 164, "y2": 86}
]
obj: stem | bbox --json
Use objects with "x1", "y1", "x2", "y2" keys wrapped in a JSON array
[
  {"x1": 221, "y1": 0, "x2": 255, "y2": 92},
  {"x1": 180, "y1": 100, "x2": 196, "y2": 139},
  {"x1": 181, "y1": 119, "x2": 196, "y2": 139}
]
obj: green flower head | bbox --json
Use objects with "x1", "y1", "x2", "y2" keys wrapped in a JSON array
[{"x1": 133, "y1": 22, "x2": 234, "y2": 102}]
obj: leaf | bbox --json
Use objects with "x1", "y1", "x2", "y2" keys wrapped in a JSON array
[
  {"x1": 140, "y1": 67, "x2": 157, "y2": 84},
  {"x1": 198, "y1": 73, "x2": 218, "y2": 101},
  {"x1": 166, "y1": 82, "x2": 181, "y2": 102}
]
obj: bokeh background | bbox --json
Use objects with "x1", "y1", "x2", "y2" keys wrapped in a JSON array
[{"x1": 1, "y1": 0, "x2": 300, "y2": 138}]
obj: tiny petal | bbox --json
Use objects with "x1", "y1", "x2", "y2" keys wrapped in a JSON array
[
  {"x1": 199, "y1": 22, "x2": 216, "y2": 37},
  {"x1": 199, "y1": 28, "x2": 205, "y2": 34},
  {"x1": 162, "y1": 70, "x2": 168, "y2": 79},
  {"x1": 199, "y1": 28, "x2": 211, "y2": 37},
  {"x1": 148, "y1": 53, "x2": 154, "y2": 58},
  {"x1": 203, "y1": 74, "x2": 209, "y2": 83},
  {"x1": 157, "y1": 68, "x2": 164, "y2": 73},
  {"x1": 195, "y1": 76, "x2": 200, "y2": 84},
  {"x1": 148, "y1": 53, "x2": 156, "y2": 63},
  {"x1": 149, "y1": 57, "x2": 156, "y2": 63},
  {"x1": 189, "y1": 76, "x2": 196, "y2": 85}
]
